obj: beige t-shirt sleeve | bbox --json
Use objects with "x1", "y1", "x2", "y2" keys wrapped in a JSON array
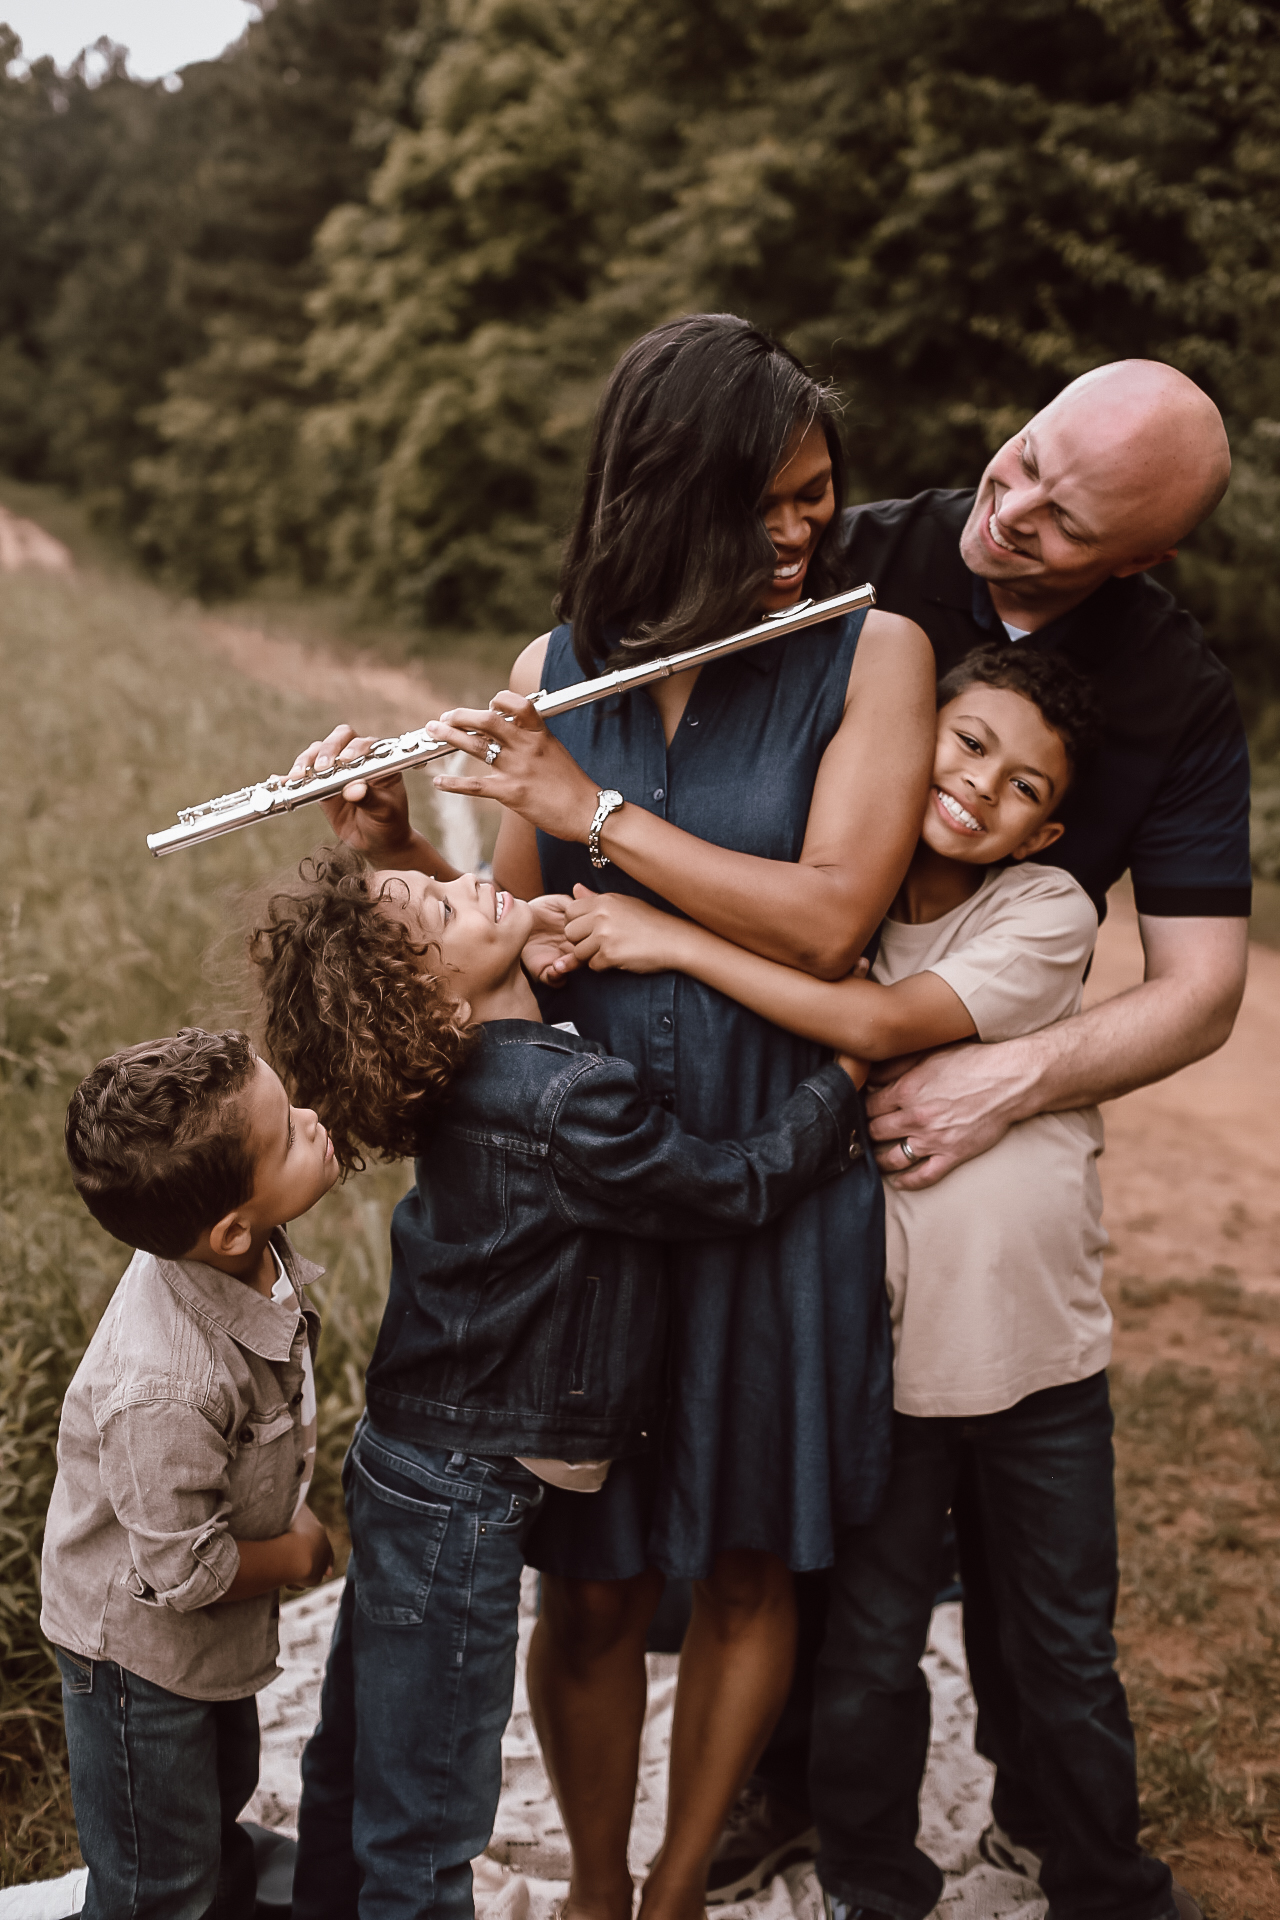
[{"x1": 924, "y1": 868, "x2": 1099, "y2": 1042}]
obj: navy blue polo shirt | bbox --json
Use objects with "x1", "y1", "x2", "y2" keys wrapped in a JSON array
[{"x1": 841, "y1": 489, "x2": 1252, "y2": 921}]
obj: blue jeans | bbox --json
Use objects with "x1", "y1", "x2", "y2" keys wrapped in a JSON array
[
  {"x1": 56, "y1": 1648, "x2": 259, "y2": 1920},
  {"x1": 292, "y1": 1420, "x2": 545, "y2": 1920},
  {"x1": 811, "y1": 1374, "x2": 1175, "y2": 1920}
]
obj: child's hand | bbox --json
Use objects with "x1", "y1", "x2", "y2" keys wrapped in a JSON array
[
  {"x1": 522, "y1": 895, "x2": 582, "y2": 986},
  {"x1": 288, "y1": 1504, "x2": 334, "y2": 1589},
  {"x1": 564, "y1": 886, "x2": 681, "y2": 974},
  {"x1": 284, "y1": 724, "x2": 418, "y2": 863}
]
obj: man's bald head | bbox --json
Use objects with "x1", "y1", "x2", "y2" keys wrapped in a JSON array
[
  {"x1": 959, "y1": 360, "x2": 1231, "y2": 630},
  {"x1": 1037, "y1": 360, "x2": 1230, "y2": 550}
]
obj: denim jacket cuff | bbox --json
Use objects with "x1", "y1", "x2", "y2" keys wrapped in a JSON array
[{"x1": 802, "y1": 1061, "x2": 863, "y2": 1158}]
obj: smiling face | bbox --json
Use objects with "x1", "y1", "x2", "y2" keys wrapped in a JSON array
[
  {"x1": 958, "y1": 417, "x2": 1166, "y2": 621},
  {"x1": 923, "y1": 684, "x2": 1070, "y2": 867},
  {"x1": 757, "y1": 421, "x2": 837, "y2": 613},
  {"x1": 375, "y1": 869, "x2": 535, "y2": 1007},
  {"x1": 236, "y1": 1055, "x2": 340, "y2": 1233},
  {"x1": 957, "y1": 363, "x2": 1231, "y2": 628}
]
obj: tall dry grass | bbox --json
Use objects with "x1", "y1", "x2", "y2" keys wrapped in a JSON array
[{"x1": 0, "y1": 565, "x2": 411, "y2": 1881}]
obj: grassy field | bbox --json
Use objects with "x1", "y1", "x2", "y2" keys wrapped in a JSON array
[{"x1": 0, "y1": 559, "x2": 418, "y2": 1882}]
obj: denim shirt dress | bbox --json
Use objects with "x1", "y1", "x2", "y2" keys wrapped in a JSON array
[{"x1": 527, "y1": 609, "x2": 892, "y2": 1581}]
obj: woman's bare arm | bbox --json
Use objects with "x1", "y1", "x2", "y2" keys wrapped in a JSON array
[
  {"x1": 438, "y1": 612, "x2": 936, "y2": 978},
  {"x1": 565, "y1": 891, "x2": 975, "y2": 1058},
  {"x1": 492, "y1": 636, "x2": 551, "y2": 899}
]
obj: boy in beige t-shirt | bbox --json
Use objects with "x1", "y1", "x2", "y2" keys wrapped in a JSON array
[{"x1": 566, "y1": 646, "x2": 1179, "y2": 1920}]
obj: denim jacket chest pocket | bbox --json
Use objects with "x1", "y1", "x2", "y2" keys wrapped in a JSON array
[{"x1": 228, "y1": 1406, "x2": 298, "y2": 1532}]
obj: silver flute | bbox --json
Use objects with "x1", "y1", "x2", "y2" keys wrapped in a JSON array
[{"x1": 147, "y1": 583, "x2": 876, "y2": 856}]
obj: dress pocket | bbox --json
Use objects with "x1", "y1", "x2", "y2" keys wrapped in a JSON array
[{"x1": 349, "y1": 1452, "x2": 452, "y2": 1626}]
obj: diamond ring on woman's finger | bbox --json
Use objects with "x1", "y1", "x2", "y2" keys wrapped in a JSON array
[{"x1": 484, "y1": 740, "x2": 502, "y2": 766}]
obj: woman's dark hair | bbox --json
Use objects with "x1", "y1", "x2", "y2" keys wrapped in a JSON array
[
  {"x1": 248, "y1": 845, "x2": 476, "y2": 1172},
  {"x1": 559, "y1": 312, "x2": 849, "y2": 673},
  {"x1": 65, "y1": 1028, "x2": 258, "y2": 1258},
  {"x1": 936, "y1": 646, "x2": 1103, "y2": 791}
]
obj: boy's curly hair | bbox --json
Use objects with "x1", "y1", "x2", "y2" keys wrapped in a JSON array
[
  {"x1": 65, "y1": 1028, "x2": 258, "y2": 1258},
  {"x1": 936, "y1": 645, "x2": 1102, "y2": 789},
  {"x1": 248, "y1": 844, "x2": 476, "y2": 1171}
]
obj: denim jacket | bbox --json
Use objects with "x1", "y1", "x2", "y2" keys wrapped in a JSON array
[
  {"x1": 40, "y1": 1230, "x2": 321, "y2": 1700},
  {"x1": 365, "y1": 1020, "x2": 860, "y2": 1458}
]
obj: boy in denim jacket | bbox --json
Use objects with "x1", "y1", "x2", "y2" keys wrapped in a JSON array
[
  {"x1": 248, "y1": 845, "x2": 865, "y2": 1920},
  {"x1": 43, "y1": 1028, "x2": 340, "y2": 1919}
]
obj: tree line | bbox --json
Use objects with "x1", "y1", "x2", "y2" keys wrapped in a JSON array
[{"x1": 1, "y1": 0, "x2": 1277, "y2": 710}]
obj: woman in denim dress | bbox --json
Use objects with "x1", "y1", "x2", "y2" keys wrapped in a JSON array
[{"x1": 311, "y1": 315, "x2": 934, "y2": 1920}]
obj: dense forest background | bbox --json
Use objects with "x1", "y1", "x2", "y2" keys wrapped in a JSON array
[{"x1": 1, "y1": 0, "x2": 1278, "y2": 711}]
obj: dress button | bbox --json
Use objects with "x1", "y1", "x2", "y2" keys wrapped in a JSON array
[
  {"x1": 661, "y1": 1014, "x2": 673, "y2": 1030},
  {"x1": 848, "y1": 1137, "x2": 864, "y2": 1163},
  {"x1": 239, "y1": 1425, "x2": 254, "y2": 1445},
  {"x1": 687, "y1": 717, "x2": 699, "y2": 727},
  {"x1": 653, "y1": 787, "x2": 665, "y2": 801}
]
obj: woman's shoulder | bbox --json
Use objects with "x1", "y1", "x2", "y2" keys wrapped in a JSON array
[
  {"x1": 510, "y1": 626, "x2": 557, "y2": 695},
  {"x1": 852, "y1": 607, "x2": 933, "y2": 670}
]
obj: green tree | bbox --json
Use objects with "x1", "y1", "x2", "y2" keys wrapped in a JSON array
[
  {"x1": 294, "y1": 0, "x2": 768, "y2": 632},
  {"x1": 134, "y1": 0, "x2": 419, "y2": 592}
]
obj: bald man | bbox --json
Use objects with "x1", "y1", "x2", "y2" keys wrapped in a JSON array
[
  {"x1": 860, "y1": 361, "x2": 1245, "y2": 1192},
  {"x1": 733, "y1": 365, "x2": 1242, "y2": 1920}
]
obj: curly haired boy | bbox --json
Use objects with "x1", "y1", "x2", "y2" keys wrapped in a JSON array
[{"x1": 249, "y1": 845, "x2": 866, "y2": 1920}]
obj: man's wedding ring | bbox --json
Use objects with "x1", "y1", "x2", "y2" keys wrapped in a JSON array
[
  {"x1": 484, "y1": 740, "x2": 502, "y2": 766},
  {"x1": 900, "y1": 1138, "x2": 919, "y2": 1164}
]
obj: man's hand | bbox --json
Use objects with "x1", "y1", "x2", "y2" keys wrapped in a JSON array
[
  {"x1": 522, "y1": 894, "x2": 581, "y2": 986},
  {"x1": 867, "y1": 915, "x2": 1249, "y2": 1189},
  {"x1": 564, "y1": 886, "x2": 683, "y2": 974},
  {"x1": 866, "y1": 1040, "x2": 1033, "y2": 1189},
  {"x1": 285, "y1": 723, "x2": 418, "y2": 863}
]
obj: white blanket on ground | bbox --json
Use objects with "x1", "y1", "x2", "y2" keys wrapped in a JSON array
[{"x1": 0, "y1": 1575, "x2": 1047, "y2": 1920}]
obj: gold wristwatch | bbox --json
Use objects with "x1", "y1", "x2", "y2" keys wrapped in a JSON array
[{"x1": 588, "y1": 789, "x2": 624, "y2": 870}]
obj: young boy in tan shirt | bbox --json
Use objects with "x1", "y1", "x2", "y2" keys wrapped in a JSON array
[{"x1": 44, "y1": 1028, "x2": 339, "y2": 1920}]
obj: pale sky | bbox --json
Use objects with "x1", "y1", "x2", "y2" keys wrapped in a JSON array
[{"x1": 2, "y1": 1, "x2": 259, "y2": 80}]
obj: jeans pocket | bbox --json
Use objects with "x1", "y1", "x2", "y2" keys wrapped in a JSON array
[
  {"x1": 55, "y1": 1648, "x2": 94, "y2": 1695},
  {"x1": 349, "y1": 1453, "x2": 452, "y2": 1626},
  {"x1": 484, "y1": 1472, "x2": 546, "y2": 1531}
]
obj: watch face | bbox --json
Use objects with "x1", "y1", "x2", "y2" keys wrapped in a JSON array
[{"x1": 600, "y1": 790, "x2": 623, "y2": 808}]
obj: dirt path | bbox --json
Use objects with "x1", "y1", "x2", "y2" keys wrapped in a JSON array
[
  {"x1": 1086, "y1": 894, "x2": 1280, "y2": 1382},
  {"x1": 199, "y1": 616, "x2": 445, "y2": 741},
  {"x1": 0, "y1": 504, "x2": 73, "y2": 572}
]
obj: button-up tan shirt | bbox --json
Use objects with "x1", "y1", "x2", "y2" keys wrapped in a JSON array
[{"x1": 40, "y1": 1231, "x2": 323, "y2": 1700}]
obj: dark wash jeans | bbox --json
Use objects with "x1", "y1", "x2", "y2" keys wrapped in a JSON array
[
  {"x1": 292, "y1": 1418, "x2": 545, "y2": 1920},
  {"x1": 810, "y1": 1374, "x2": 1175, "y2": 1920},
  {"x1": 56, "y1": 1647, "x2": 259, "y2": 1920}
]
